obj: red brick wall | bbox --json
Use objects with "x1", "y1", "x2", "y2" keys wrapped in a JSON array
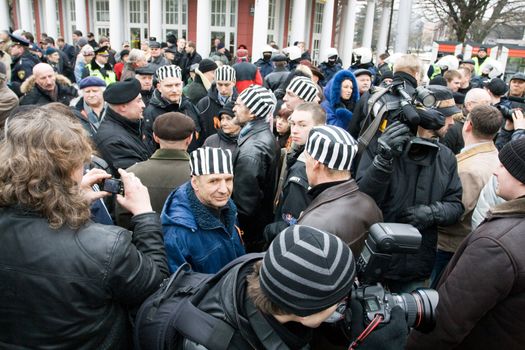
[{"x1": 188, "y1": 0, "x2": 197, "y2": 42}]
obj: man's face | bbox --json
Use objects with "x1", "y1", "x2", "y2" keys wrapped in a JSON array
[
  {"x1": 436, "y1": 116, "x2": 454, "y2": 138},
  {"x1": 57, "y1": 40, "x2": 65, "y2": 49},
  {"x1": 47, "y1": 52, "x2": 60, "y2": 64},
  {"x1": 158, "y1": 76, "x2": 183, "y2": 103},
  {"x1": 123, "y1": 94, "x2": 145, "y2": 120},
  {"x1": 177, "y1": 39, "x2": 186, "y2": 51},
  {"x1": 165, "y1": 51, "x2": 175, "y2": 61},
  {"x1": 356, "y1": 75, "x2": 371, "y2": 94},
  {"x1": 447, "y1": 77, "x2": 462, "y2": 93},
  {"x1": 136, "y1": 74, "x2": 153, "y2": 91},
  {"x1": 214, "y1": 38, "x2": 221, "y2": 47},
  {"x1": 477, "y1": 50, "x2": 487, "y2": 58},
  {"x1": 185, "y1": 46, "x2": 193, "y2": 54},
  {"x1": 9, "y1": 44, "x2": 24, "y2": 57},
  {"x1": 141, "y1": 42, "x2": 149, "y2": 51},
  {"x1": 35, "y1": 67, "x2": 56, "y2": 92},
  {"x1": 82, "y1": 86, "x2": 104, "y2": 107},
  {"x1": 494, "y1": 162, "x2": 523, "y2": 201},
  {"x1": 296, "y1": 303, "x2": 340, "y2": 328},
  {"x1": 96, "y1": 54, "x2": 109, "y2": 65},
  {"x1": 233, "y1": 98, "x2": 253, "y2": 126},
  {"x1": 150, "y1": 47, "x2": 161, "y2": 58},
  {"x1": 289, "y1": 110, "x2": 315, "y2": 146},
  {"x1": 216, "y1": 80, "x2": 234, "y2": 97},
  {"x1": 509, "y1": 79, "x2": 525, "y2": 97},
  {"x1": 191, "y1": 173, "x2": 234, "y2": 209},
  {"x1": 283, "y1": 90, "x2": 303, "y2": 111},
  {"x1": 72, "y1": 33, "x2": 79, "y2": 42}
]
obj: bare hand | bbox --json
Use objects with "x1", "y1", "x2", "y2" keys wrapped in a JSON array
[
  {"x1": 116, "y1": 168, "x2": 153, "y2": 216},
  {"x1": 80, "y1": 168, "x2": 112, "y2": 203},
  {"x1": 512, "y1": 109, "x2": 525, "y2": 130}
]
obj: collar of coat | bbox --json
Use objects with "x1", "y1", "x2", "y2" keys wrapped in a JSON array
[
  {"x1": 105, "y1": 107, "x2": 143, "y2": 135},
  {"x1": 238, "y1": 118, "x2": 269, "y2": 144},
  {"x1": 20, "y1": 74, "x2": 73, "y2": 94},
  {"x1": 150, "y1": 148, "x2": 189, "y2": 161},
  {"x1": 457, "y1": 142, "x2": 497, "y2": 162},
  {"x1": 488, "y1": 197, "x2": 525, "y2": 218}
]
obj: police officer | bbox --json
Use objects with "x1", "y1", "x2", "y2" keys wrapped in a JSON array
[
  {"x1": 8, "y1": 33, "x2": 39, "y2": 97},
  {"x1": 81, "y1": 46, "x2": 116, "y2": 85}
]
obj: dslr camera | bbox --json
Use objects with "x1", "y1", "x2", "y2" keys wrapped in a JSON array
[{"x1": 496, "y1": 105, "x2": 522, "y2": 121}]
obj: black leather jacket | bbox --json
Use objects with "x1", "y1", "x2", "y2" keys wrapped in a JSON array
[{"x1": 0, "y1": 209, "x2": 168, "y2": 349}]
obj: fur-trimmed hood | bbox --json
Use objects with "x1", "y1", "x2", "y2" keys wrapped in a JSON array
[
  {"x1": 20, "y1": 74, "x2": 73, "y2": 94},
  {"x1": 324, "y1": 69, "x2": 359, "y2": 108}
]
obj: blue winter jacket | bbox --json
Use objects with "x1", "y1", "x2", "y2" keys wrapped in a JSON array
[
  {"x1": 161, "y1": 181, "x2": 245, "y2": 274},
  {"x1": 321, "y1": 70, "x2": 360, "y2": 128}
]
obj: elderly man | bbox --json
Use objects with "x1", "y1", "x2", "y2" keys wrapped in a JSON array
[
  {"x1": 143, "y1": 65, "x2": 201, "y2": 151},
  {"x1": 19, "y1": 63, "x2": 77, "y2": 106},
  {"x1": 74, "y1": 76, "x2": 107, "y2": 136},
  {"x1": 95, "y1": 78, "x2": 155, "y2": 176},
  {"x1": 232, "y1": 85, "x2": 279, "y2": 252},
  {"x1": 196, "y1": 65, "x2": 237, "y2": 140},
  {"x1": 162, "y1": 146, "x2": 245, "y2": 273},
  {"x1": 82, "y1": 46, "x2": 116, "y2": 84},
  {"x1": 148, "y1": 41, "x2": 169, "y2": 72},
  {"x1": 135, "y1": 66, "x2": 155, "y2": 105}
]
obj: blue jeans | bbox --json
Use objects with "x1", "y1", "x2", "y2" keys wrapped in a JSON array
[{"x1": 430, "y1": 249, "x2": 454, "y2": 289}]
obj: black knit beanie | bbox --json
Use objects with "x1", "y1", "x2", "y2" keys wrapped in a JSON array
[
  {"x1": 260, "y1": 225, "x2": 355, "y2": 317},
  {"x1": 499, "y1": 138, "x2": 525, "y2": 184}
]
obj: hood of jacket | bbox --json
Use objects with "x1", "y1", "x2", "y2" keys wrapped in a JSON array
[
  {"x1": 324, "y1": 69, "x2": 359, "y2": 108},
  {"x1": 148, "y1": 88, "x2": 182, "y2": 110},
  {"x1": 20, "y1": 74, "x2": 73, "y2": 94}
]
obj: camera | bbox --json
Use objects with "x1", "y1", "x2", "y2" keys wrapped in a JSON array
[
  {"x1": 496, "y1": 105, "x2": 521, "y2": 121},
  {"x1": 351, "y1": 223, "x2": 438, "y2": 332},
  {"x1": 101, "y1": 178, "x2": 124, "y2": 195}
]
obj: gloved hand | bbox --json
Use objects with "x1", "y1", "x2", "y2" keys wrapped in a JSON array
[
  {"x1": 348, "y1": 299, "x2": 408, "y2": 350},
  {"x1": 263, "y1": 221, "x2": 289, "y2": 248},
  {"x1": 397, "y1": 204, "x2": 435, "y2": 230},
  {"x1": 376, "y1": 121, "x2": 412, "y2": 159}
]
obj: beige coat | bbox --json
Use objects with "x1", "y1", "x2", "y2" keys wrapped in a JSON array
[{"x1": 438, "y1": 142, "x2": 499, "y2": 252}]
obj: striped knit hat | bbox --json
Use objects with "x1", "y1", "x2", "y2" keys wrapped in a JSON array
[
  {"x1": 287, "y1": 76, "x2": 318, "y2": 102},
  {"x1": 260, "y1": 225, "x2": 355, "y2": 317},
  {"x1": 215, "y1": 65, "x2": 236, "y2": 82},
  {"x1": 156, "y1": 65, "x2": 182, "y2": 81},
  {"x1": 190, "y1": 147, "x2": 233, "y2": 176},
  {"x1": 305, "y1": 125, "x2": 358, "y2": 171},
  {"x1": 238, "y1": 85, "x2": 276, "y2": 119}
]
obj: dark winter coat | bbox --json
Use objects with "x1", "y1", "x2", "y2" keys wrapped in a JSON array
[
  {"x1": 263, "y1": 67, "x2": 290, "y2": 93},
  {"x1": 232, "y1": 61, "x2": 263, "y2": 93},
  {"x1": 0, "y1": 209, "x2": 168, "y2": 349},
  {"x1": 19, "y1": 74, "x2": 78, "y2": 106},
  {"x1": 148, "y1": 55, "x2": 170, "y2": 72},
  {"x1": 321, "y1": 70, "x2": 360, "y2": 128},
  {"x1": 254, "y1": 58, "x2": 273, "y2": 78},
  {"x1": 94, "y1": 107, "x2": 155, "y2": 176},
  {"x1": 184, "y1": 74, "x2": 209, "y2": 105},
  {"x1": 356, "y1": 137, "x2": 463, "y2": 281},
  {"x1": 196, "y1": 83, "x2": 237, "y2": 140},
  {"x1": 203, "y1": 129, "x2": 239, "y2": 155},
  {"x1": 407, "y1": 197, "x2": 525, "y2": 350},
  {"x1": 183, "y1": 51, "x2": 202, "y2": 82},
  {"x1": 318, "y1": 62, "x2": 342, "y2": 86}
]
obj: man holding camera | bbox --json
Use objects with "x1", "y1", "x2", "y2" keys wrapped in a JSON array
[
  {"x1": 408, "y1": 137, "x2": 525, "y2": 349},
  {"x1": 356, "y1": 54, "x2": 463, "y2": 293}
]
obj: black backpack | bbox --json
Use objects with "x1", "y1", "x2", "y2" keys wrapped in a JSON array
[{"x1": 133, "y1": 253, "x2": 264, "y2": 350}]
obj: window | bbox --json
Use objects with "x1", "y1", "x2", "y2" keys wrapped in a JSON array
[
  {"x1": 127, "y1": 0, "x2": 148, "y2": 44},
  {"x1": 210, "y1": 0, "x2": 237, "y2": 53},
  {"x1": 163, "y1": 0, "x2": 188, "y2": 39},
  {"x1": 94, "y1": 0, "x2": 110, "y2": 38},
  {"x1": 311, "y1": 1, "x2": 324, "y2": 65}
]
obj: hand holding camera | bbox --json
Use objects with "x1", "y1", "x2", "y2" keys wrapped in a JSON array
[
  {"x1": 116, "y1": 168, "x2": 153, "y2": 216},
  {"x1": 377, "y1": 121, "x2": 411, "y2": 159},
  {"x1": 397, "y1": 205, "x2": 435, "y2": 230},
  {"x1": 80, "y1": 168, "x2": 112, "y2": 203}
]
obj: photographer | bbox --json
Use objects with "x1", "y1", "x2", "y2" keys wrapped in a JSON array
[
  {"x1": 495, "y1": 108, "x2": 525, "y2": 151},
  {"x1": 0, "y1": 108, "x2": 168, "y2": 348},
  {"x1": 355, "y1": 54, "x2": 463, "y2": 293}
]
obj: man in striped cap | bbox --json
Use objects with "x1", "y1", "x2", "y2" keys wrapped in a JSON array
[
  {"x1": 161, "y1": 146, "x2": 245, "y2": 274},
  {"x1": 196, "y1": 65, "x2": 237, "y2": 141},
  {"x1": 232, "y1": 84, "x2": 280, "y2": 252},
  {"x1": 143, "y1": 64, "x2": 201, "y2": 152},
  {"x1": 283, "y1": 75, "x2": 320, "y2": 111},
  {"x1": 297, "y1": 125, "x2": 383, "y2": 256}
]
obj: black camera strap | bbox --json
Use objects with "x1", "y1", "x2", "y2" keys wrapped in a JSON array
[{"x1": 357, "y1": 87, "x2": 392, "y2": 155}]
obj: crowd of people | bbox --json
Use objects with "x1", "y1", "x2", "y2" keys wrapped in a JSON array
[{"x1": 1, "y1": 28, "x2": 525, "y2": 350}]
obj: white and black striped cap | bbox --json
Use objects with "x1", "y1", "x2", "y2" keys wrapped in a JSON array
[
  {"x1": 156, "y1": 65, "x2": 182, "y2": 81},
  {"x1": 238, "y1": 85, "x2": 276, "y2": 119},
  {"x1": 305, "y1": 125, "x2": 358, "y2": 170},
  {"x1": 260, "y1": 225, "x2": 355, "y2": 317},
  {"x1": 189, "y1": 147, "x2": 233, "y2": 176},
  {"x1": 286, "y1": 76, "x2": 318, "y2": 102},
  {"x1": 215, "y1": 65, "x2": 236, "y2": 82}
]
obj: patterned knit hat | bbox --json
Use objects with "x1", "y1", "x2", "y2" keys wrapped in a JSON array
[
  {"x1": 305, "y1": 125, "x2": 358, "y2": 171},
  {"x1": 190, "y1": 147, "x2": 233, "y2": 176},
  {"x1": 156, "y1": 65, "x2": 182, "y2": 81},
  {"x1": 499, "y1": 138, "x2": 525, "y2": 184},
  {"x1": 215, "y1": 65, "x2": 236, "y2": 82},
  {"x1": 286, "y1": 76, "x2": 318, "y2": 102},
  {"x1": 238, "y1": 85, "x2": 276, "y2": 119},
  {"x1": 260, "y1": 225, "x2": 355, "y2": 317}
]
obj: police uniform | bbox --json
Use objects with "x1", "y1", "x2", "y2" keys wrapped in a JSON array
[
  {"x1": 82, "y1": 47, "x2": 117, "y2": 85},
  {"x1": 8, "y1": 34, "x2": 39, "y2": 97}
]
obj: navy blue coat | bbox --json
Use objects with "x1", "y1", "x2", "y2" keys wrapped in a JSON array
[{"x1": 321, "y1": 70, "x2": 360, "y2": 128}]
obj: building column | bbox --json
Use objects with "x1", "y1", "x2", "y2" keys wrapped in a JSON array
[
  {"x1": 43, "y1": 0, "x2": 58, "y2": 39},
  {"x1": 149, "y1": 0, "x2": 162, "y2": 42},
  {"x1": 74, "y1": 0, "x2": 87, "y2": 36},
  {"x1": 290, "y1": 0, "x2": 306, "y2": 44},
  {"x1": 196, "y1": 0, "x2": 211, "y2": 57},
  {"x1": 341, "y1": 0, "x2": 358, "y2": 67},
  {"x1": 19, "y1": 0, "x2": 32, "y2": 31},
  {"x1": 394, "y1": 0, "x2": 412, "y2": 53},
  {"x1": 361, "y1": 0, "x2": 375, "y2": 49},
  {"x1": 319, "y1": 0, "x2": 334, "y2": 63},
  {"x1": 251, "y1": 0, "x2": 269, "y2": 63},
  {"x1": 109, "y1": 0, "x2": 123, "y2": 48},
  {"x1": 375, "y1": 0, "x2": 390, "y2": 57},
  {"x1": 0, "y1": 0, "x2": 10, "y2": 31}
]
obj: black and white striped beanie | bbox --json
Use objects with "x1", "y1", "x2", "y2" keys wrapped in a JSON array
[
  {"x1": 189, "y1": 147, "x2": 233, "y2": 176},
  {"x1": 156, "y1": 65, "x2": 182, "y2": 81},
  {"x1": 215, "y1": 65, "x2": 236, "y2": 82},
  {"x1": 287, "y1": 76, "x2": 318, "y2": 102},
  {"x1": 260, "y1": 225, "x2": 355, "y2": 317},
  {"x1": 238, "y1": 85, "x2": 276, "y2": 119},
  {"x1": 305, "y1": 125, "x2": 358, "y2": 171}
]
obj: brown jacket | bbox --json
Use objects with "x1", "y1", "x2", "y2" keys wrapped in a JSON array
[
  {"x1": 437, "y1": 142, "x2": 499, "y2": 252},
  {"x1": 408, "y1": 197, "x2": 525, "y2": 349},
  {"x1": 297, "y1": 179, "x2": 383, "y2": 256}
]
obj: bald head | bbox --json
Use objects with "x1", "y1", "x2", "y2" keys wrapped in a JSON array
[
  {"x1": 464, "y1": 88, "x2": 491, "y2": 113},
  {"x1": 33, "y1": 63, "x2": 56, "y2": 92}
]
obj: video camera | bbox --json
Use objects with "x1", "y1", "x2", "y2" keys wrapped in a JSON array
[{"x1": 326, "y1": 223, "x2": 438, "y2": 333}]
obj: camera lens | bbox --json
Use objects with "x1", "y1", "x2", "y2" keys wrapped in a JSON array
[{"x1": 390, "y1": 288, "x2": 439, "y2": 332}]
